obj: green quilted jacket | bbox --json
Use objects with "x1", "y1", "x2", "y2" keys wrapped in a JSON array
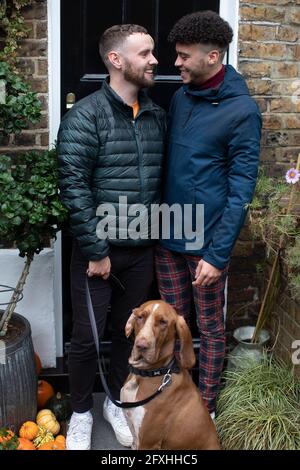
[{"x1": 57, "y1": 80, "x2": 165, "y2": 260}]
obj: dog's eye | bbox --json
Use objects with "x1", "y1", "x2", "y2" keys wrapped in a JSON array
[
  {"x1": 136, "y1": 316, "x2": 144, "y2": 321},
  {"x1": 159, "y1": 319, "x2": 168, "y2": 326}
]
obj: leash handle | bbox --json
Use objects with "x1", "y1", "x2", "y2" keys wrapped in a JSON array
[{"x1": 85, "y1": 276, "x2": 167, "y2": 409}]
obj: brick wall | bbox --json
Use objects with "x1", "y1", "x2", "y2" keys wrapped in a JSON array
[
  {"x1": 1, "y1": 0, "x2": 49, "y2": 156},
  {"x1": 236, "y1": 0, "x2": 300, "y2": 375},
  {"x1": 239, "y1": 0, "x2": 300, "y2": 174}
]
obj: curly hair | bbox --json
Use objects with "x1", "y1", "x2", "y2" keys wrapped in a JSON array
[
  {"x1": 168, "y1": 11, "x2": 233, "y2": 50},
  {"x1": 99, "y1": 24, "x2": 148, "y2": 67}
]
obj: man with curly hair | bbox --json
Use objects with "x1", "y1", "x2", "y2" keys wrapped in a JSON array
[{"x1": 155, "y1": 11, "x2": 262, "y2": 419}]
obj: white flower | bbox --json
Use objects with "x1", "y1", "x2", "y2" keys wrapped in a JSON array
[{"x1": 285, "y1": 168, "x2": 299, "y2": 184}]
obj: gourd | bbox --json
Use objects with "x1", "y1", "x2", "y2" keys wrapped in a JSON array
[
  {"x1": 19, "y1": 421, "x2": 39, "y2": 440},
  {"x1": 45, "y1": 392, "x2": 72, "y2": 421},
  {"x1": 36, "y1": 409, "x2": 60, "y2": 435},
  {"x1": 37, "y1": 380, "x2": 55, "y2": 409},
  {"x1": 33, "y1": 425, "x2": 55, "y2": 448}
]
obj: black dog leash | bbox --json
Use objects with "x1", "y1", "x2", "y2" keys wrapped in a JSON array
[{"x1": 85, "y1": 276, "x2": 174, "y2": 409}]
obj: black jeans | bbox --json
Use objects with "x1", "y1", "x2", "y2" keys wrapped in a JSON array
[{"x1": 69, "y1": 241, "x2": 154, "y2": 413}]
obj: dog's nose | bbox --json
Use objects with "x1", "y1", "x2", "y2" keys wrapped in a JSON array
[{"x1": 135, "y1": 337, "x2": 149, "y2": 352}]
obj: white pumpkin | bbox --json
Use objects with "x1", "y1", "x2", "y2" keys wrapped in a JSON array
[{"x1": 36, "y1": 409, "x2": 60, "y2": 436}]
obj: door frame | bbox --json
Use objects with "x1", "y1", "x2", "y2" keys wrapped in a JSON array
[
  {"x1": 48, "y1": 0, "x2": 63, "y2": 356},
  {"x1": 49, "y1": 0, "x2": 239, "y2": 357}
]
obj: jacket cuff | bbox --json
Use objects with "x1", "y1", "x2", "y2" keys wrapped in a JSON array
[
  {"x1": 202, "y1": 253, "x2": 227, "y2": 270},
  {"x1": 79, "y1": 241, "x2": 110, "y2": 261}
]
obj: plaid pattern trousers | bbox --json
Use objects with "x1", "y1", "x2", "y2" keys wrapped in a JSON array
[{"x1": 155, "y1": 244, "x2": 228, "y2": 413}]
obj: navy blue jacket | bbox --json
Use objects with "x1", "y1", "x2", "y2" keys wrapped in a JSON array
[{"x1": 160, "y1": 65, "x2": 262, "y2": 269}]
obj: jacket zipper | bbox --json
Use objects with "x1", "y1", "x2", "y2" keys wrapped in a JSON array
[{"x1": 132, "y1": 117, "x2": 145, "y2": 204}]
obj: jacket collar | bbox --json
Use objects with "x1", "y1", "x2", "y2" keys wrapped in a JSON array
[
  {"x1": 101, "y1": 78, "x2": 155, "y2": 118},
  {"x1": 183, "y1": 64, "x2": 250, "y2": 102}
]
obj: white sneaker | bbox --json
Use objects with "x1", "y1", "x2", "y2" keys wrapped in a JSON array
[
  {"x1": 103, "y1": 397, "x2": 133, "y2": 447},
  {"x1": 210, "y1": 411, "x2": 216, "y2": 421},
  {"x1": 66, "y1": 411, "x2": 93, "y2": 450}
]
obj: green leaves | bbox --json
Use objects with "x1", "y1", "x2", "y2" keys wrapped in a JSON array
[
  {"x1": 0, "y1": 428, "x2": 20, "y2": 451},
  {"x1": 0, "y1": 0, "x2": 34, "y2": 67},
  {"x1": 0, "y1": 150, "x2": 68, "y2": 257},
  {"x1": 0, "y1": 61, "x2": 42, "y2": 136}
]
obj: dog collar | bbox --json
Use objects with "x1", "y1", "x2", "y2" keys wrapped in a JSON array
[{"x1": 129, "y1": 357, "x2": 180, "y2": 377}]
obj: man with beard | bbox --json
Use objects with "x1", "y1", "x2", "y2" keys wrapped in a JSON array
[
  {"x1": 155, "y1": 11, "x2": 261, "y2": 420},
  {"x1": 57, "y1": 24, "x2": 165, "y2": 450}
]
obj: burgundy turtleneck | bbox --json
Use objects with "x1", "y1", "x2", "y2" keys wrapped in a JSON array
[{"x1": 198, "y1": 65, "x2": 225, "y2": 90}]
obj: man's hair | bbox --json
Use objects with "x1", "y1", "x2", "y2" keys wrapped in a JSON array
[
  {"x1": 99, "y1": 24, "x2": 148, "y2": 68},
  {"x1": 168, "y1": 10, "x2": 233, "y2": 54}
]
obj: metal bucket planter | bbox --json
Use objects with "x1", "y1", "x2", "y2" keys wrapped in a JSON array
[
  {"x1": 0, "y1": 309, "x2": 37, "y2": 432},
  {"x1": 227, "y1": 325, "x2": 270, "y2": 370}
]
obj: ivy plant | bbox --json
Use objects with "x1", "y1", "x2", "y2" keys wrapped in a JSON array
[
  {"x1": 0, "y1": 0, "x2": 34, "y2": 66},
  {"x1": 0, "y1": 60, "x2": 41, "y2": 140}
]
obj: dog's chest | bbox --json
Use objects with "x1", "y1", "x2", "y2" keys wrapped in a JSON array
[{"x1": 121, "y1": 376, "x2": 145, "y2": 445}]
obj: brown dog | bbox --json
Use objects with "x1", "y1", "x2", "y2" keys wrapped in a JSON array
[{"x1": 120, "y1": 300, "x2": 221, "y2": 450}]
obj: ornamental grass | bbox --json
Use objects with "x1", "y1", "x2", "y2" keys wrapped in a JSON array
[{"x1": 216, "y1": 356, "x2": 300, "y2": 450}]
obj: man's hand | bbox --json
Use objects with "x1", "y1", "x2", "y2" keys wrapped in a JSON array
[
  {"x1": 192, "y1": 259, "x2": 222, "y2": 287},
  {"x1": 87, "y1": 257, "x2": 111, "y2": 280}
]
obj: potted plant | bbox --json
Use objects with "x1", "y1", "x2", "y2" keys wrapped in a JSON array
[
  {"x1": 216, "y1": 355, "x2": 300, "y2": 449},
  {"x1": 0, "y1": 150, "x2": 68, "y2": 334},
  {"x1": 0, "y1": 149, "x2": 68, "y2": 431}
]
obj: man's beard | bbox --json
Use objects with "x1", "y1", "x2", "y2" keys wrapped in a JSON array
[
  {"x1": 180, "y1": 59, "x2": 207, "y2": 85},
  {"x1": 123, "y1": 60, "x2": 155, "y2": 88}
]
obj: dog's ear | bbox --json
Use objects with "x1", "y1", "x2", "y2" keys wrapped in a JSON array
[
  {"x1": 125, "y1": 308, "x2": 139, "y2": 338},
  {"x1": 175, "y1": 314, "x2": 196, "y2": 369}
]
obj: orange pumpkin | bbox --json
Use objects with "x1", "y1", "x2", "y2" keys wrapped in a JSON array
[
  {"x1": 37, "y1": 380, "x2": 55, "y2": 409},
  {"x1": 17, "y1": 437, "x2": 36, "y2": 450},
  {"x1": 19, "y1": 421, "x2": 39, "y2": 441},
  {"x1": 55, "y1": 435, "x2": 66, "y2": 448},
  {"x1": 38, "y1": 441, "x2": 65, "y2": 450},
  {"x1": 35, "y1": 352, "x2": 42, "y2": 375}
]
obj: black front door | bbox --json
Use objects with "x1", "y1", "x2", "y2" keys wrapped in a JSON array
[{"x1": 60, "y1": 0, "x2": 220, "y2": 347}]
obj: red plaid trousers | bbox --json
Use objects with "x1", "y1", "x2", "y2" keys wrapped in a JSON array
[{"x1": 155, "y1": 244, "x2": 228, "y2": 413}]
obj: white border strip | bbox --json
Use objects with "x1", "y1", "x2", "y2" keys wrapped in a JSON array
[
  {"x1": 48, "y1": 0, "x2": 63, "y2": 357},
  {"x1": 220, "y1": 0, "x2": 239, "y2": 69},
  {"x1": 219, "y1": 0, "x2": 240, "y2": 318}
]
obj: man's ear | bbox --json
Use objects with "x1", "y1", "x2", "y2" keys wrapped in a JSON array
[
  {"x1": 207, "y1": 49, "x2": 220, "y2": 65},
  {"x1": 125, "y1": 308, "x2": 139, "y2": 338},
  {"x1": 107, "y1": 51, "x2": 122, "y2": 69}
]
